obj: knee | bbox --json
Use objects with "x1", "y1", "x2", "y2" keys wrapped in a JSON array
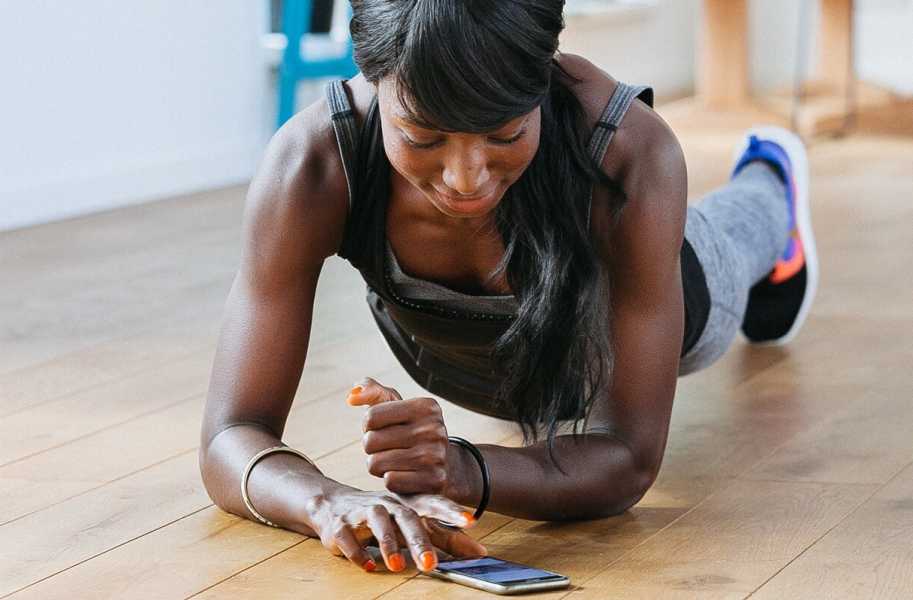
[{"x1": 678, "y1": 305, "x2": 741, "y2": 376}]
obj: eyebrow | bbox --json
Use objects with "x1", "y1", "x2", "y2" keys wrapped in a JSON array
[
  {"x1": 393, "y1": 111, "x2": 528, "y2": 133},
  {"x1": 392, "y1": 111, "x2": 431, "y2": 129}
]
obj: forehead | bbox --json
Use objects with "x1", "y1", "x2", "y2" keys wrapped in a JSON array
[{"x1": 377, "y1": 78, "x2": 530, "y2": 131}]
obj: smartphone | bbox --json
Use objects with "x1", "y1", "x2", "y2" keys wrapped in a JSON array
[{"x1": 425, "y1": 556, "x2": 570, "y2": 595}]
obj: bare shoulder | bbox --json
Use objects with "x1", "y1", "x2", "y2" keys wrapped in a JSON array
[
  {"x1": 557, "y1": 54, "x2": 686, "y2": 242},
  {"x1": 555, "y1": 52, "x2": 620, "y2": 133},
  {"x1": 240, "y1": 88, "x2": 352, "y2": 290},
  {"x1": 557, "y1": 52, "x2": 682, "y2": 181}
]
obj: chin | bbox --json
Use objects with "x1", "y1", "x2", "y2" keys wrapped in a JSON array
[{"x1": 428, "y1": 187, "x2": 504, "y2": 220}]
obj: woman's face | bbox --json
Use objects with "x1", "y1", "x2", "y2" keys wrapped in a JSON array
[{"x1": 376, "y1": 78, "x2": 541, "y2": 221}]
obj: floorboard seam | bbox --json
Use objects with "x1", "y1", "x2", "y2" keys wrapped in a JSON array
[
  {"x1": 0, "y1": 359, "x2": 400, "y2": 511},
  {"x1": 0, "y1": 344, "x2": 211, "y2": 420},
  {"x1": 744, "y1": 460, "x2": 913, "y2": 599},
  {"x1": 550, "y1": 475, "x2": 743, "y2": 600},
  {"x1": 0, "y1": 504, "x2": 212, "y2": 599},
  {"x1": 182, "y1": 539, "x2": 310, "y2": 600},
  {"x1": 0, "y1": 391, "x2": 202, "y2": 469},
  {"x1": 0, "y1": 447, "x2": 199, "y2": 529}
]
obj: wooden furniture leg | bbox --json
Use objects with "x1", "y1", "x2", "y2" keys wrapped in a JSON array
[{"x1": 697, "y1": 0, "x2": 749, "y2": 109}]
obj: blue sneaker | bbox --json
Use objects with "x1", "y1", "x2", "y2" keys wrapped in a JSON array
[{"x1": 731, "y1": 126, "x2": 819, "y2": 346}]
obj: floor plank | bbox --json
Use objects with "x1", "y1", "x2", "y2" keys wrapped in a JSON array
[
  {"x1": 743, "y1": 387, "x2": 913, "y2": 486},
  {"x1": 560, "y1": 479, "x2": 875, "y2": 599},
  {"x1": 751, "y1": 463, "x2": 913, "y2": 599},
  {"x1": 0, "y1": 309, "x2": 219, "y2": 419}
]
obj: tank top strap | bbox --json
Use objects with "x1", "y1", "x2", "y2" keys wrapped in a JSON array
[
  {"x1": 325, "y1": 79, "x2": 386, "y2": 268},
  {"x1": 585, "y1": 81, "x2": 654, "y2": 229},
  {"x1": 587, "y1": 82, "x2": 654, "y2": 167},
  {"x1": 325, "y1": 79, "x2": 361, "y2": 214}
]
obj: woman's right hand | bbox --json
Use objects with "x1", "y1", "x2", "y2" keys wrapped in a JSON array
[{"x1": 303, "y1": 481, "x2": 486, "y2": 573}]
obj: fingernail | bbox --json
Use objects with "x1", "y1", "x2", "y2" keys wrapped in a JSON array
[
  {"x1": 420, "y1": 551, "x2": 437, "y2": 571},
  {"x1": 350, "y1": 385, "x2": 363, "y2": 396},
  {"x1": 461, "y1": 511, "x2": 476, "y2": 525},
  {"x1": 388, "y1": 552, "x2": 406, "y2": 572},
  {"x1": 363, "y1": 559, "x2": 377, "y2": 572}
]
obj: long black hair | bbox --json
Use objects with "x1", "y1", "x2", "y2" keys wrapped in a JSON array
[{"x1": 350, "y1": 0, "x2": 627, "y2": 461}]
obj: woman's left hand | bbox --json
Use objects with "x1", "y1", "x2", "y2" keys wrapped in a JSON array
[{"x1": 347, "y1": 378, "x2": 461, "y2": 499}]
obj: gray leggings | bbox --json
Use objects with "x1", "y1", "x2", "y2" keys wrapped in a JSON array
[{"x1": 679, "y1": 162, "x2": 790, "y2": 375}]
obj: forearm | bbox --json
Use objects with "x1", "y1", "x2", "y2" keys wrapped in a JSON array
[
  {"x1": 199, "y1": 422, "x2": 338, "y2": 535},
  {"x1": 449, "y1": 433, "x2": 652, "y2": 521}
]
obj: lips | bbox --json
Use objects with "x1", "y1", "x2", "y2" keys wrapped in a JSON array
[{"x1": 435, "y1": 188, "x2": 496, "y2": 203}]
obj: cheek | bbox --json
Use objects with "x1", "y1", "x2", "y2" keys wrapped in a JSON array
[
  {"x1": 383, "y1": 139, "x2": 435, "y2": 183},
  {"x1": 503, "y1": 136, "x2": 540, "y2": 179}
]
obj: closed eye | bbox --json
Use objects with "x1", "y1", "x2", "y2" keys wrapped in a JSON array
[
  {"x1": 402, "y1": 127, "x2": 528, "y2": 150},
  {"x1": 489, "y1": 127, "x2": 528, "y2": 145}
]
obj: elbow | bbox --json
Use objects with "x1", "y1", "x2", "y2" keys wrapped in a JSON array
[
  {"x1": 197, "y1": 447, "x2": 221, "y2": 507},
  {"x1": 197, "y1": 441, "x2": 235, "y2": 513},
  {"x1": 584, "y1": 467, "x2": 658, "y2": 520},
  {"x1": 606, "y1": 467, "x2": 657, "y2": 517}
]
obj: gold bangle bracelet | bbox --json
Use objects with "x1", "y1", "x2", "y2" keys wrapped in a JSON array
[{"x1": 240, "y1": 445, "x2": 317, "y2": 528}]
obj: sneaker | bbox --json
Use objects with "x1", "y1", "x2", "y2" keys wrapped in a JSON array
[{"x1": 731, "y1": 126, "x2": 819, "y2": 346}]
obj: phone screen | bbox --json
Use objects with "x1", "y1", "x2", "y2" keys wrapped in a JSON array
[{"x1": 435, "y1": 557, "x2": 564, "y2": 585}]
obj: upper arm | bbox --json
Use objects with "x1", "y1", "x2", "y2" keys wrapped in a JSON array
[
  {"x1": 588, "y1": 101, "x2": 688, "y2": 487},
  {"x1": 200, "y1": 99, "x2": 350, "y2": 452}
]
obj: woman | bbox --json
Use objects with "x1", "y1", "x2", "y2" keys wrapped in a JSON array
[{"x1": 200, "y1": 0, "x2": 818, "y2": 575}]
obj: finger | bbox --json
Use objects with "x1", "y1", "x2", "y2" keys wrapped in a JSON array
[
  {"x1": 363, "y1": 419, "x2": 447, "y2": 454},
  {"x1": 425, "y1": 518, "x2": 488, "y2": 558},
  {"x1": 389, "y1": 493, "x2": 476, "y2": 529},
  {"x1": 365, "y1": 506, "x2": 407, "y2": 572},
  {"x1": 364, "y1": 396, "x2": 440, "y2": 432},
  {"x1": 326, "y1": 523, "x2": 376, "y2": 573},
  {"x1": 362, "y1": 424, "x2": 418, "y2": 454},
  {"x1": 384, "y1": 468, "x2": 447, "y2": 496},
  {"x1": 390, "y1": 506, "x2": 438, "y2": 572},
  {"x1": 367, "y1": 446, "x2": 441, "y2": 477},
  {"x1": 347, "y1": 377, "x2": 402, "y2": 406}
]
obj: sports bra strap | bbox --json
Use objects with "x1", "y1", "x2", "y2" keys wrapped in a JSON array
[
  {"x1": 587, "y1": 82, "x2": 654, "y2": 168},
  {"x1": 325, "y1": 80, "x2": 360, "y2": 214}
]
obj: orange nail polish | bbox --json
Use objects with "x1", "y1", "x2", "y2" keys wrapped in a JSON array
[
  {"x1": 461, "y1": 511, "x2": 476, "y2": 525},
  {"x1": 350, "y1": 385, "x2": 363, "y2": 396},
  {"x1": 420, "y1": 551, "x2": 437, "y2": 571},
  {"x1": 388, "y1": 552, "x2": 406, "y2": 572},
  {"x1": 363, "y1": 559, "x2": 377, "y2": 572}
]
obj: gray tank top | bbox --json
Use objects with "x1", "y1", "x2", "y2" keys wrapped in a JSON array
[{"x1": 324, "y1": 78, "x2": 664, "y2": 418}]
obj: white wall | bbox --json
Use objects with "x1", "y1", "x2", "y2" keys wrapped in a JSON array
[
  {"x1": 560, "y1": 0, "x2": 699, "y2": 100},
  {"x1": 748, "y1": 0, "x2": 913, "y2": 95},
  {"x1": 0, "y1": 1, "x2": 275, "y2": 232},
  {"x1": 856, "y1": 0, "x2": 913, "y2": 94}
]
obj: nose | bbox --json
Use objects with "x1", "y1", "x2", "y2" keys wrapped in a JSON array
[{"x1": 441, "y1": 149, "x2": 491, "y2": 196}]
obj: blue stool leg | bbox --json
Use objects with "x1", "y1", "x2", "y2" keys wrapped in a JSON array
[{"x1": 278, "y1": 0, "x2": 312, "y2": 129}]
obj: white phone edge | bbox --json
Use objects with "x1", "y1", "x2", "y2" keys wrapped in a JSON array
[{"x1": 425, "y1": 569, "x2": 570, "y2": 595}]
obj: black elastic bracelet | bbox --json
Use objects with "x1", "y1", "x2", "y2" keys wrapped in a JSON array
[{"x1": 448, "y1": 435, "x2": 491, "y2": 521}]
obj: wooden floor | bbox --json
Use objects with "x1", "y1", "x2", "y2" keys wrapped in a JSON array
[{"x1": 2, "y1": 109, "x2": 912, "y2": 599}]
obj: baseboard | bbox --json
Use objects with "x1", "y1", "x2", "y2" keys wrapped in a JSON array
[{"x1": 0, "y1": 142, "x2": 263, "y2": 232}]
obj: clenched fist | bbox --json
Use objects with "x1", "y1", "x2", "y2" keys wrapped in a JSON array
[{"x1": 347, "y1": 378, "x2": 463, "y2": 499}]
